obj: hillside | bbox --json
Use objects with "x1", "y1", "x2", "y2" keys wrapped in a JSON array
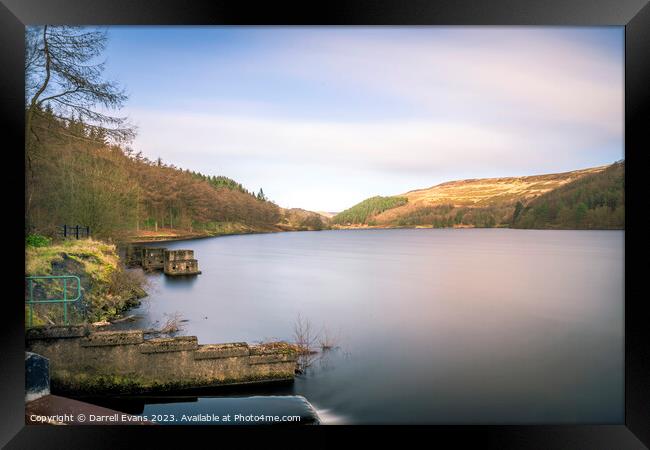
[
  {"x1": 315, "y1": 211, "x2": 337, "y2": 219},
  {"x1": 333, "y1": 163, "x2": 623, "y2": 229},
  {"x1": 26, "y1": 109, "x2": 324, "y2": 241},
  {"x1": 279, "y1": 209, "x2": 331, "y2": 231},
  {"x1": 513, "y1": 161, "x2": 624, "y2": 229},
  {"x1": 332, "y1": 196, "x2": 408, "y2": 225}
]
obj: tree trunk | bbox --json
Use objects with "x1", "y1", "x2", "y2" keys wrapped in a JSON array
[{"x1": 25, "y1": 26, "x2": 52, "y2": 231}]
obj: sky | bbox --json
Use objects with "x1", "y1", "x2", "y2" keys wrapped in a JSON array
[{"x1": 102, "y1": 26, "x2": 624, "y2": 212}]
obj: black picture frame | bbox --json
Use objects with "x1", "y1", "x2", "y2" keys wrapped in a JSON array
[{"x1": 1, "y1": 0, "x2": 648, "y2": 447}]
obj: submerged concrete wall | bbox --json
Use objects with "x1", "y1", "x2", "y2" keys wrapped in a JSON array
[{"x1": 25, "y1": 326, "x2": 298, "y2": 394}]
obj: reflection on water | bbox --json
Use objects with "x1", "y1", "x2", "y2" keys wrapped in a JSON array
[
  {"x1": 162, "y1": 274, "x2": 199, "y2": 289},
  {"x1": 108, "y1": 229, "x2": 623, "y2": 424}
]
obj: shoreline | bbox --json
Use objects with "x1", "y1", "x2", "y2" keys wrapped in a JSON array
[
  {"x1": 123, "y1": 228, "x2": 283, "y2": 245},
  {"x1": 123, "y1": 225, "x2": 337, "y2": 245},
  {"x1": 331, "y1": 224, "x2": 624, "y2": 231},
  {"x1": 124, "y1": 225, "x2": 625, "y2": 245}
]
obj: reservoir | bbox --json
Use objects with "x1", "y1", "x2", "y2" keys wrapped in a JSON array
[{"x1": 110, "y1": 229, "x2": 624, "y2": 424}]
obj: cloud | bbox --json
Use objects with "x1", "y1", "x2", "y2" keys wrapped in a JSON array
[
  {"x1": 121, "y1": 27, "x2": 623, "y2": 210},
  {"x1": 129, "y1": 108, "x2": 619, "y2": 176},
  {"x1": 264, "y1": 28, "x2": 623, "y2": 135}
]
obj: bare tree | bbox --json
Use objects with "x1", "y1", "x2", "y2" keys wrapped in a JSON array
[
  {"x1": 293, "y1": 313, "x2": 322, "y2": 373},
  {"x1": 25, "y1": 26, "x2": 135, "y2": 229},
  {"x1": 293, "y1": 313, "x2": 318, "y2": 352},
  {"x1": 318, "y1": 326, "x2": 340, "y2": 351},
  {"x1": 25, "y1": 26, "x2": 134, "y2": 145},
  {"x1": 145, "y1": 312, "x2": 185, "y2": 337}
]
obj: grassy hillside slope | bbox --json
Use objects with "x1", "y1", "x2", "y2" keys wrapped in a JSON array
[
  {"x1": 279, "y1": 208, "x2": 331, "y2": 231},
  {"x1": 332, "y1": 196, "x2": 408, "y2": 225},
  {"x1": 333, "y1": 163, "x2": 622, "y2": 229},
  {"x1": 513, "y1": 161, "x2": 624, "y2": 229},
  {"x1": 25, "y1": 238, "x2": 147, "y2": 326},
  {"x1": 27, "y1": 111, "x2": 323, "y2": 241}
]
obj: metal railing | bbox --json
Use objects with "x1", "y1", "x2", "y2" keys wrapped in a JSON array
[{"x1": 25, "y1": 275, "x2": 82, "y2": 326}]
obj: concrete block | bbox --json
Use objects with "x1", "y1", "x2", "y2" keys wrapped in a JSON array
[
  {"x1": 142, "y1": 247, "x2": 166, "y2": 270},
  {"x1": 26, "y1": 325, "x2": 89, "y2": 340},
  {"x1": 139, "y1": 336, "x2": 199, "y2": 353},
  {"x1": 250, "y1": 342, "x2": 300, "y2": 356},
  {"x1": 81, "y1": 330, "x2": 144, "y2": 347},
  {"x1": 194, "y1": 342, "x2": 250, "y2": 359},
  {"x1": 25, "y1": 331, "x2": 298, "y2": 393},
  {"x1": 164, "y1": 249, "x2": 194, "y2": 262},
  {"x1": 249, "y1": 354, "x2": 297, "y2": 365},
  {"x1": 164, "y1": 259, "x2": 201, "y2": 275},
  {"x1": 163, "y1": 249, "x2": 201, "y2": 275}
]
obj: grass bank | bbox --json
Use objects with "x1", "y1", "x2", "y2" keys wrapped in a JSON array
[{"x1": 25, "y1": 237, "x2": 147, "y2": 326}]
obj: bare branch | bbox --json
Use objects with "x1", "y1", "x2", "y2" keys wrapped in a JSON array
[{"x1": 25, "y1": 26, "x2": 135, "y2": 145}]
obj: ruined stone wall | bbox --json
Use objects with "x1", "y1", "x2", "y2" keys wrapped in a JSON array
[
  {"x1": 142, "y1": 248, "x2": 165, "y2": 270},
  {"x1": 163, "y1": 249, "x2": 200, "y2": 275},
  {"x1": 125, "y1": 245, "x2": 144, "y2": 267},
  {"x1": 26, "y1": 326, "x2": 297, "y2": 394},
  {"x1": 164, "y1": 259, "x2": 200, "y2": 275},
  {"x1": 164, "y1": 249, "x2": 194, "y2": 262}
]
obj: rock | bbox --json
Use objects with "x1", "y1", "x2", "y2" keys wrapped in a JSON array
[{"x1": 92, "y1": 320, "x2": 110, "y2": 327}]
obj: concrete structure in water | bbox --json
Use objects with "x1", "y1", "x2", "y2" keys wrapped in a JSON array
[
  {"x1": 125, "y1": 245, "x2": 144, "y2": 267},
  {"x1": 25, "y1": 326, "x2": 298, "y2": 394},
  {"x1": 126, "y1": 245, "x2": 201, "y2": 276},
  {"x1": 164, "y1": 249, "x2": 201, "y2": 276},
  {"x1": 142, "y1": 247, "x2": 166, "y2": 270}
]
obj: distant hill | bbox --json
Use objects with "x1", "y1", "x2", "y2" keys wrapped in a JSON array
[
  {"x1": 332, "y1": 196, "x2": 408, "y2": 225},
  {"x1": 279, "y1": 208, "x2": 331, "y2": 231},
  {"x1": 333, "y1": 163, "x2": 623, "y2": 230}
]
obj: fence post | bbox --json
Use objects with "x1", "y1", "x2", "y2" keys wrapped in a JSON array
[
  {"x1": 63, "y1": 224, "x2": 67, "y2": 238},
  {"x1": 86, "y1": 226, "x2": 90, "y2": 238}
]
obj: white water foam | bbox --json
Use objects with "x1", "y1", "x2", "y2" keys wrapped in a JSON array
[{"x1": 311, "y1": 406, "x2": 348, "y2": 425}]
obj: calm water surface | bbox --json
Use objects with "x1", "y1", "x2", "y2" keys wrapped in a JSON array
[{"x1": 113, "y1": 229, "x2": 624, "y2": 424}]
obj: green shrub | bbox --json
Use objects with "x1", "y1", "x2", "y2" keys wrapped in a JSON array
[{"x1": 26, "y1": 234, "x2": 52, "y2": 248}]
